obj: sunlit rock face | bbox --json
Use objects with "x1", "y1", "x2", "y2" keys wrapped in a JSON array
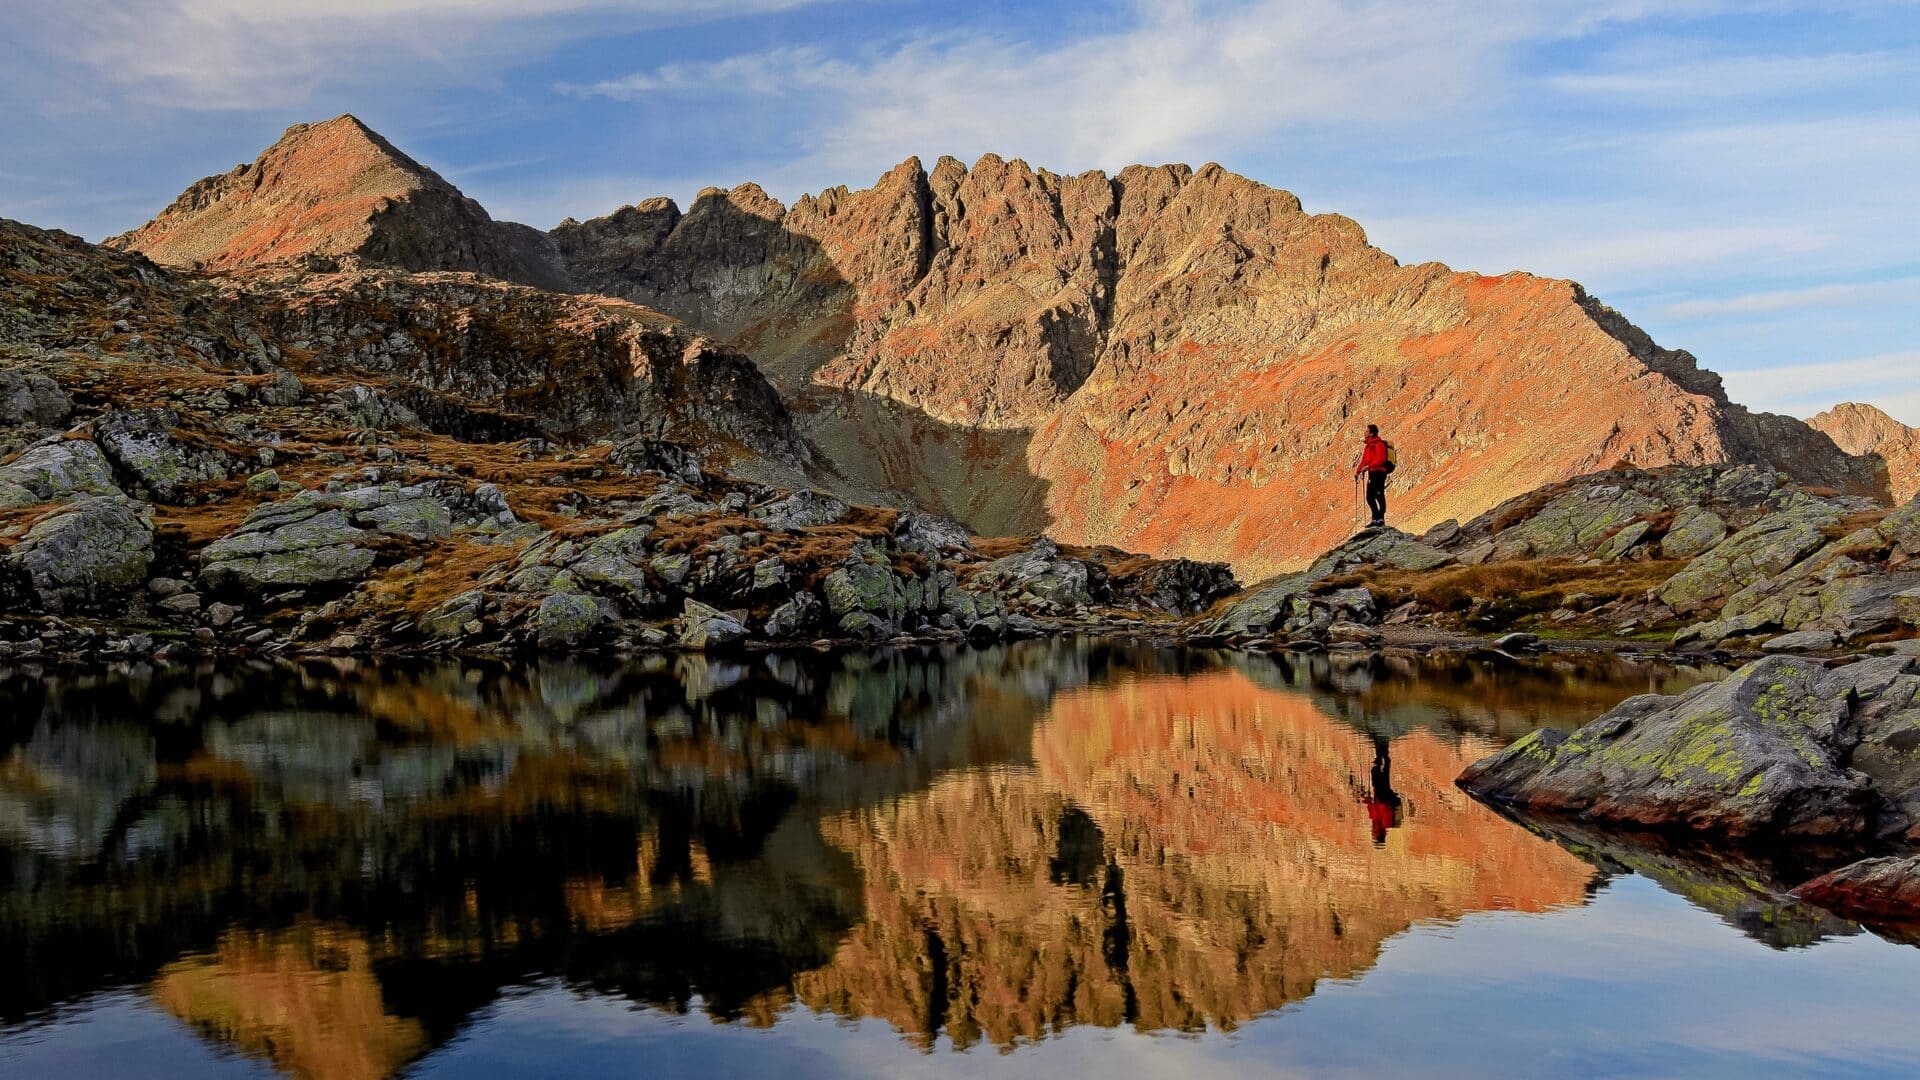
[
  {"x1": 1811, "y1": 402, "x2": 1920, "y2": 504},
  {"x1": 563, "y1": 158, "x2": 1881, "y2": 578},
  {"x1": 794, "y1": 668, "x2": 1596, "y2": 1048},
  {"x1": 106, "y1": 115, "x2": 568, "y2": 289}
]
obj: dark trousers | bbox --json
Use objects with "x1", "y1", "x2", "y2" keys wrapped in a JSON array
[{"x1": 1365, "y1": 471, "x2": 1388, "y2": 522}]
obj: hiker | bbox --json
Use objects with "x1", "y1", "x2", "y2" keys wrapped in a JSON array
[
  {"x1": 1353, "y1": 424, "x2": 1394, "y2": 528},
  {"x1": 1364, "y1": 735, "x2": 1402, "y2": 845}
]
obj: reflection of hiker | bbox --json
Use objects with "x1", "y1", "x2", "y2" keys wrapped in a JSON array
[
  {"x1": 1363, "y1": 735, "x2": 1402, "y2": 845},
  {"x1": 1353, "y1": 424, "x2": 1395, "y2": 529}
]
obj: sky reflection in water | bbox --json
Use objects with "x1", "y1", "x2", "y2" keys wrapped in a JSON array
[{"x1": 3, "y1": 642, "x2": 1916, "y2": 1078}]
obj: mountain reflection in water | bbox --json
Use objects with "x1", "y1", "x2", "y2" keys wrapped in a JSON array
[{"x1": 0, "y1": 642, "x2": 1815, "y2": 1076}]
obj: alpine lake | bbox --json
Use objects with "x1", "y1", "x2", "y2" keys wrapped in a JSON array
[{"x1": 5, "y1": 640, "x2": 1920, "y2": 1078}]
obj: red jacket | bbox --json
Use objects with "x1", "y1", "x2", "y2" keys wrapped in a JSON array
[{"x1": 1356, "y1": 435, "x2": 1389, "y2": 475}]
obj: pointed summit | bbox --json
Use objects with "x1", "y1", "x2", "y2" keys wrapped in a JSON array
[
  {"x1": 1810, "y1": 402, "x2": 1920, "y2": 502},
  {"x1": 108, "y1": 115, "x2": 568, "y2": 289}
]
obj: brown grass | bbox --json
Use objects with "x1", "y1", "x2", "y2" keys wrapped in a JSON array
[
  {"x1": 1333, "y1": 557, "x2": 1685, "y2": 617},
  {"x1": 362, "y1": 540, "x2": 526, "y2": 618}
]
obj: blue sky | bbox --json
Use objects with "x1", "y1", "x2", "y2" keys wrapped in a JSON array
[{"x1": 3, "y1": 0, "x2": 1915, "y2": 422}]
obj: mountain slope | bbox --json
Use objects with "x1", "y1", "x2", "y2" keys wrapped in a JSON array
[
  {"x1": 1810, "y1": 402, "x2": 1919, "y2": 503},
  {"x1": 106, "y1": 115, "x2": 568, "y2": 290},
  {"x1": 560, "y1": 156, "x2": 1882, "y2": 577},
  {"x1": 113, "y1": 123, "x2": 1887, "y2": 577}
]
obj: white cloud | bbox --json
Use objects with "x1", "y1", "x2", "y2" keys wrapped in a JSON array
[
  {"x1": 1657, "y1": 276, "x2": 1920, "y2": 319},
  {"x1": 1720, "y1": 352, "x2": 1920, "y2": 425},
  {"x1": 562, "y1": 0, "x2": 1589, "y2": 176},
  {"x1": 12, "y1": 0, "x2": 823, "y2": 110},
  {"x1": 1549, "y1": 48, "x2": 1913, "y2": 99}
]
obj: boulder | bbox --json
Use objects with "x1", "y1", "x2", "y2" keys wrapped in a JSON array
[
  {"x1": 750, "y1": 490, "x2": 849, "y2": 530},
  {"x1": 93, "y1": 408, "x2": 235, "y2": 502},
  {"x1": 678, "y1": 598, "x2": 745, "y2": 649},
  {"x1": 1793, "y1": 855, "x2": 1920, "y2": 921},
  {"x1": 5, "y1": 494, "x2": 153, "y2": 610},
  {"x1": 199, "y1": 502, "x2": 375, "y2": 593},
  {"x1": 1897, "y1": 588, "x2": 1920, "y2": 628},
  {"x1": 1491, "y1": 483, "x2": 1663, "y2": 560},
  {"x1": 1761, "y1": 630, "x2": 1837, "y2": 652},
  {"x1": 0, "y1": 437, "x2": 119, "y2": 508},
  {"x1": 0, "y1": 369, "x2": 71, "y2": 427},
  {"x1": 1495, "y1": 632, "x2": 1541, "y2": 651},
  {"x1": 1459, "y1": 656, "x2": 1890, "y2": 840},
  {"x1": 1660, "y1": 506, "x2": 1729, "y2": 560},
  {"x1": 534, "y1": 592, "x2": 607, "y2": 650},
  {"x1": 1659, "y1": 499, "x2": 1864, "y2": 614}
]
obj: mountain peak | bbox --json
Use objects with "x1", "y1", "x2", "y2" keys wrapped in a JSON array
[
  {"x1": 1809, "y1": 402, "x2": 1920, "y2": 502},
  {"x1": 107, "y1": 115, "x2": 568, "y2": 289}
]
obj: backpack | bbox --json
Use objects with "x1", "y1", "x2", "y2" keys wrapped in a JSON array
[{"x1": 1383, "y1": 441, "x2": 1397, "y2": 474}]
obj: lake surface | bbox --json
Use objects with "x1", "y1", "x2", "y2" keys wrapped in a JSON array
[{"x1": 4, "y1": 642, "x2": 1918, "y2": 1078}]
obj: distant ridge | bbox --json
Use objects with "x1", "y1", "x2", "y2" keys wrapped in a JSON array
[{"x1": 1811, "y1": 402, "x2": 1920, "y2": 503}]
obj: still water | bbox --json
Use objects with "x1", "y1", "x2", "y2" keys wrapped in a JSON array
[{"x1": 2, "y1": 642, "x2": 1917, "y2": 1078}]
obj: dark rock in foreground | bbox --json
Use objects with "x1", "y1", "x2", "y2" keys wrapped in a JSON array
[{"x1": 1459, "y1": 655, "x2": 1920, "y2": 841}]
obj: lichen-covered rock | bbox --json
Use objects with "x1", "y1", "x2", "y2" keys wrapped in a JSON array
[
  {"x1": 534, "y1": 592, "x2": 607, "y2": 650},
  {"x1": 1460, "y1": 656, "x2": 1918, "y2": 840},
  {"x1": 1661, "y1": 505, "x2": 1729, "y2": 560},
  {"x1": 1761, "y1": 630, "x2": 1837, "y2": 652},
  {"x1": 4, "y1": 494, "x2": 153, "y2": 610},
  {"x1": 1490, "y1": 483, "x2": 1663, "y2": 561},
  {"x1": 1659, "y1": 497, "x2": 1870, "y2": 614},
  {"x1": 750, "y1": 490, "x2": 849, "y2": 530},
  {"x1": 1793, "y1": 855, "x2": 1920, "y2": 921},
  {"x1": 199, "y1": 500, "x2": 375, "y2": 592},
  {"x1": 93, "y1": 408, "x2": 236, "y2": 502},
  {"x1": 562, "y1": 525, "x2": 655, "y2": 605},
  {"x1": 419, "y1": 590, "x2": 485, "y2": 639},
  {"x1": 677, "y1": 598, "x2": 745, "y2": 649},
  {"x1": 823, "y1": 545, "x2": 910, "y2": 630},
  {"x1": 0, "y1": 369, "x2": 71, "y2": 427},
  {"x1": 0, "y1": 437, "x2": 119, "y2": 508}
]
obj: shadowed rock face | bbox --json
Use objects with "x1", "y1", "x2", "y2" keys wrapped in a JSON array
[
  {"x1": 113, "y1": 121, "x2": 1887, "y2": 578},
  {"x1": 105, "y1": 115, "x2": 569, "y2": 290},
  {"x1": 1811, "y1": 402, "x2": 1920, "y2": 504}
]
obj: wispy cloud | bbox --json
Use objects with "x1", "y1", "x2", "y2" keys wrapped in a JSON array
[
  {"x1": 1658, "y1": 276, "x2": 1920, "y2": 319},
  {"x1": 561, "y1": 0, "x2": 1582, "y2": 173},
  {"x1": 1721, "y1": 351, "x2": 1920, "y2": 425},
  {"x1": 12, "y1": 0, "x2": 823, "y2": 110},
  {"x1": 1548, "y1": 48, "x2": 1914, "y2": 99}
]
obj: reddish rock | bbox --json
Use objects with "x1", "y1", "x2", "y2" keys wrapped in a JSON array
[
  {"x1": 1793, "y1": 854, "x2": 1920, "y2": 920},
  {"x1": 108, "y1": 115, "x2": 568, "y2": 289},
  {"x1": 115, "y1": 122, "x2": 1890, "y2": 579},
  {"x1": 1810, "y1": 402, "x2": 1920, "y2": 504},
  {"x1": 564, "y1": 157, "x2": 1884, "y2": 579}
]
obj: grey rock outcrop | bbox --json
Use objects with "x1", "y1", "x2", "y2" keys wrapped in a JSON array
[
  {"x1": 1461, "y1": 655, "x2": 1920, "y2": 842},
  {"x1": 5, "y1": 494, "x2": 153, "y2": 610}
]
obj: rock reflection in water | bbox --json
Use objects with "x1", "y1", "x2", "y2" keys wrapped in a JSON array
[
  {"x1": 796, "y1": 668, "x2": 1600, "y2": 1049},
  {"x1": 0, "y1": 643, "x2": 1795, "y2": 1075}
]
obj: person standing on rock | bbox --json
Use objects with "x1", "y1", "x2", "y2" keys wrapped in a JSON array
[{"x1": 1354, "y1": 424, "x2": 1394, "y2": 529}]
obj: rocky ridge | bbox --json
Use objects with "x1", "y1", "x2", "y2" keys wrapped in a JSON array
[
  {"x1": 111, "y1": 117, "x2": 1885, "y2": 578},
  {"x1": 1811, "y1": 401, "x2": 1920, "y2": 504}
]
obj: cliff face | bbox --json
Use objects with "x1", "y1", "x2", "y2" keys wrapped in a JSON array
[
  {"x1": 559, "y1": 157, "x2": 1882, "y2": 578},
  {"x1": 112, "y1": 121, "x2": 1889, "y2": 577},
  {"x1": 105, "y1": 115, "x2": 569, "y2": 290},
  {"x1": 1810, "y1": 402, "x2": 1919, "y2": 503}
]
